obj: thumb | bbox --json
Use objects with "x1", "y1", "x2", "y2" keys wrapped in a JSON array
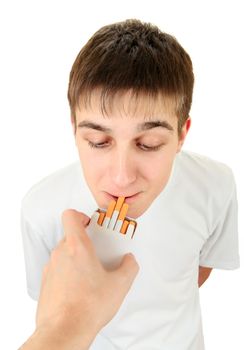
[
  {"x1": 62, "y1": 209, "x2": 91, "y2": 239},
  {"x1": 116, "y1": 253, "x2": 140, "y2": 288},
  {"x1": 40, "y1": 263, "x2": 49, "y2": 287}
]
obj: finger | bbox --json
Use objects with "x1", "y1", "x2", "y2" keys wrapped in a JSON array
[
  {"x1": 62, "y1": 209, "x2": 90, "y2": 240},
  {"x1": 43, "y1": 263, "x2": 49, "y2": 276},
  {"x1": 116, "y1": 253, "x2": 140, "y2": 288},
  {"x1": 56, "y1": 237, "x2": 66, "y2": 247},
  {"x1": 40, "y1": 263, "x2": 49, "y2": 288}
]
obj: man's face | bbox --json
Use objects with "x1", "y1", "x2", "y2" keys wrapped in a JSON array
[{"x1": 73, "y1": 90, "x2": 190, "y2": 218}]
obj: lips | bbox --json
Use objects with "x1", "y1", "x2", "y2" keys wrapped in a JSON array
[{"x1": 109, "y1": 193, "x2": 138, "y2": 198}]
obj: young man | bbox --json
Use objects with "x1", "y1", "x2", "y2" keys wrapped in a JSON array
[{"x1": 21, "y1": 19, "x2": 240, "y2": 349}]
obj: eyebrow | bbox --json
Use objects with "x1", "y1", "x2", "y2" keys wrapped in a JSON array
[{"x1": 77, "y1": 119, "x2": 174, "y2": 133}]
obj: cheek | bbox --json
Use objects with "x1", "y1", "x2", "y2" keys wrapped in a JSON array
[
  {"x1": 141, "y1": 153, "x2": 174, "y2": 192},
  {"x1": 78, "y1": 149, "x2": 105, "y2": 182}
]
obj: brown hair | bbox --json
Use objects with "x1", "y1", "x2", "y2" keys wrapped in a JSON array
[{"x1": 67, "y1": 19, "x2": 194, "y2": 135}]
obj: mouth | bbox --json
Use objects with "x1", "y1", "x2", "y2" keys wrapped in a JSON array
[{"x1": 105, "y1": 192, "x2": 141, "y2": 203}]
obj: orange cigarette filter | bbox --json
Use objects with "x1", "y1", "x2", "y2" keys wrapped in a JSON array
[
  {"x1": 118, "y1": 203, "x2": 129, "y2": 221},
  {"x1": 105, "y1": 200, "x2": 116, "y2": 218},
  {"x1": 120, "y1": 219, "x2": 129, "y2": 234},
  {"x1": 98, "y1": 211, "x2": 106, "y2": 226},
  {"x1": 115, "y1": 197, "x2": 125, "y2": 211}
]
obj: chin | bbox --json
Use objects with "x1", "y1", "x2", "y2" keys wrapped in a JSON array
[{"x1": 127, "y1": 206, "x2": 146, "y2": 220}]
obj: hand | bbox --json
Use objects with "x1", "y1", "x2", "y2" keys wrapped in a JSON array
[{"x1": 34, "y1": 209, "x2": 139, "y2": 348}]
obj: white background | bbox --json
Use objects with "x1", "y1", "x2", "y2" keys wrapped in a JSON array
[{"x1": 0, "y1": 0, "x2": 243, "y2": 349}]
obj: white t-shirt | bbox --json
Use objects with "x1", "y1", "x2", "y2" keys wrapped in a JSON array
[{"x1": 20, "y1": 150, "x2": 240, "y2": 350}]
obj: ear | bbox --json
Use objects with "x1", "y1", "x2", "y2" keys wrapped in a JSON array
[{"x1": 177, "y1": 117, "x2": 191, "y2": 152}]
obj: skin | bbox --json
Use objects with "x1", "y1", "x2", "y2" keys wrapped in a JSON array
[
  {"x1": 20, "y1": 89, "x2": 212, "y2": 349},
  {"x1": 19, "y1": 210, "x2": 140, "y2": 350},
  {"x1": 72, "y1": 89, "x2": 212, "y2": 284},
  {"x1": 19, "y1": 210, "x2": 211, "y2": 350},
  {"x1": 73, "y1": 89, "x2": 191, "y2": 219},
  {"x1": 198, "y1": 266, "x2": 213, "y2": 287}
]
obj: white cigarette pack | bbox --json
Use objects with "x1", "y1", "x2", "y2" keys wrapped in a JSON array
[{"x1": 86, "y1": 210, "x2": 137, "y2": 270}]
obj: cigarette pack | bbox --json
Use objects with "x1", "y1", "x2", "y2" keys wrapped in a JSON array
[{"x1": 86, "y1": 198, "x2": 137, "y2": 269}]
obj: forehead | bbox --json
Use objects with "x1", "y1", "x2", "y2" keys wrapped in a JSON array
[{"x1": 76, "y1": 88, "x2": 178, "y2": 123}]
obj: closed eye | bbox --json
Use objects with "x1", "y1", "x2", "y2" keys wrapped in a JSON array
[{"x1": 87, "y1": 141, "x2": 163, "y2": 152}]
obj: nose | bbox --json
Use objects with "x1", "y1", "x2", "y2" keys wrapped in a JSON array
[{"x1": 109, "y1": 147, "x2": 137, "y2": 188}]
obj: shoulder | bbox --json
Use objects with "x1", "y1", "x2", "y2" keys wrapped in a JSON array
[
  {"x1": 177, "y1": 150, "x2": 235, "y2": 193},
  {"x1": 21, "y1": 161, "x2": 81, "y2": 230},
  {"x1": 174, "y1": 150, "x2": 236, "y2": 219}
]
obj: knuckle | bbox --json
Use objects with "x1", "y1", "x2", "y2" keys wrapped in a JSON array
[
  {"x1": 62, "y1": 209, "x2": 76, "y2": 222},
  {"x1": 50, "y1": 247, "x2": 60, "y2": 263}
]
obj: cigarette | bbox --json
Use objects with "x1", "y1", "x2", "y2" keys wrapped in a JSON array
[
  {"x1": 126, "y1": 221, "x2": 136, "y2": 238},
  {"x1": 107, "y1": 197, "x2": 125, "y2": 230},
  {"x1": 120, "y1": 219, "x2": 129, "y2": 234},
  {"x1": 114, "y1": 202, "x2": 129, "y2": 232},
  {"x1": 94, "y1": 196, "x2": 137, "y2": 238},
  {"x1": 97, "y1": 211, "x2": 106, "y2": 226},
  {"x1": 102, "y1": 200, "x2": 116, "y2": 228}
]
